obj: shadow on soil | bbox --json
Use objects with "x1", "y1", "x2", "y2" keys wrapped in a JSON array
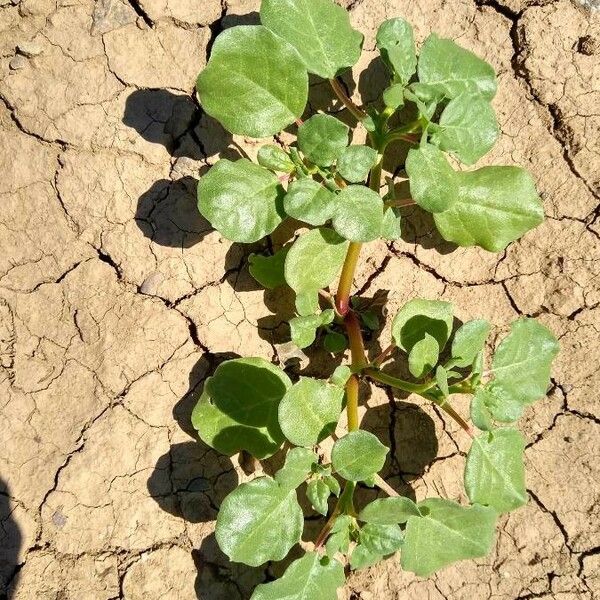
[{"x1": 0, "y1": 478, "x2": 22, "y2": 599}]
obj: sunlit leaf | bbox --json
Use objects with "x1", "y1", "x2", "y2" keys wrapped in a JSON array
[
  {"x1": 408, "y1": 332, "x2": 440, "y2": 378},
  {"x1": 284, "y1": 178, "x2": 336, "y2": 226},
  {"x1": 307, "y1": 479, "x2": 331, "y2": 515},
  {"x1": 332, "y1": 431, "x2": 388, "y2": 482},
  {"x1": 276, "y1": 447, "x2": 318, "y2": 490},
  {"x1": 359, "y1": 496, "x2": 421, "y2": 525},
  {"x1": 376, "y1": 18, "x2": 417, "y2": 84},
  {"x1": 258, "y1": 144, "x2": 295, "y2": 173},
  {"x1": 336, "y1": 145, "x2": 378, "y2": 183},
  {"x1": 332, "y1": 185, "x2": 385, "y2": 242},
  {"x1": 249, "y1": 246, "x2": 289, "y2": 289},
  {"x1": 290, "y1": 309, "x2": 335, "y2": 349},
  {"x1": 450, "y1": 319, "x2": 491, "y2": 368},
  {"x1": 359, "y1": 523, "x2": 404, "y2": 555},
  {"x1": 298, "y1": 114, "x2": 350, "y2": 167}
]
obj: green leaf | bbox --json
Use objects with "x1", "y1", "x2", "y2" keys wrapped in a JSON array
[
  {"x1": 324, "y1": 475, "x2": 341, "y2": 497},
  {"x1": 401, "y1": 498, "x2": 497, "y2": 577},
  {"x1": 216, "y1": 477, "x2": 303, "y2": 566},
  {"x1": 405, "y1": 143, "x2": 458, "y2": 213},
  {"x1": 250, "y1": 551, "x2": 345, "y2": 600},
  {"x1": 279, "y1": 377, "x2": 344, "y2": 447},
  {"x1": 360, "y1": 523, "x2": 404, "y2": 555},
  {"x1": 330, "y1": 365, "x2": 352, "y2": 387},
  {"x1": 337, "y1": 145, "x2": 379, "y2": 183},
  {"x1": 192, "y1": 358, "x2": 291, "y2": 459},
  {"x1": 332, "y1": 430, "x2": 388, "y2": 482},
  {"x1": 290, "y1": 309, "x2": 335, "y2": 349},
  {"x1": 258, "y1": 145, "x2": 295, "y2": 173},
  {"x1": 284, "y1": 178, "x2": 336, "y2": 226},
  {"x1": 307, "y1": 479, "x2": 331, "y2": 515},
  {"x1": 380, "y1": 206, "x2": 402, "y2": 240},
  {"x1": 417, "y1": 33, "x2": 497, "y2": 101},
  {"x1": 376, "y1": 18, "x2": 417, "y2": 84},
  {"x1": 383, "y1": 83, "x2": 405, "y2": 109},
  {"x1": 332, "y1": 185, "x2": 385, "y2": 242},
  {"x1": 392, "y1": 298, "x2": 454, "y2": 353},
  {"x1": 276, "y1": 447, "x2": 318, "y2": 490},
  {"x1": 295, "y1": 290, "x2": 320, "y2": 317},
  {"x1": 197, "y1": 25, "x2": 308, "y2": 137},
  {"x1": 451, "y1": 319, "x2": 491, "y2": 368},
  {"x1": 465, "y1": 428, "x2": 527, "y2": 513},
  {"x1": 260, "y1": 0, "x2": 363, "y2": 79},
  {"x1": 359, "y1": 497, "x2": 421, "y2": 525},
  {"x1": 350, "y1": 544, "x2": 382, "y2": 570},
  {"x1": 249, "y1": 246, "x2": 289, "y2": 289},
  {"x1": 408, "y1": 333, "x2": 440, "y2": 378},
  {"x1": 198, "y1": 159, "x2": 284, "y2": 243},
  {"x1": 435, "y1": 365, "x2": 450, "y2": 397},
  {"x1": 361, "y1": 310, "x2": 380, "y2": 331},
  {"x1": 470, "y1": 387, "x2": 494, "y2": 431},
  {"x1": 433, "y1": 166, "x2": 544, "y2": 252},
  {"x1": 326, "y1": 515, "x2": 352, "y2": 557},
  {"x1": 432, "y1": 94, "x2": 499, "y2": 165},
  {"x1": 285, "y1": 228, "x2": 349, "y2": 298},
  {"x1": 323, "y1": 331, "x2": 348, "y2": 354},
  {"x1": 298, "y1": 114, "x2": 350, "y2": 167}
]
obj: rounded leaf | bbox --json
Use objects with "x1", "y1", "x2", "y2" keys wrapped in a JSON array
[
  {"x1": 298, "y1": 114, "x2": 349, "y2": 167},
  {"x1": 249, "y1": 246, "x2": 289, "y2": 289},
  {"x1": 336, "y1": 145, "x2": 378, "y2": 183},
  {"x1": 408, "y1": 333, "x2": 440, "y2": 378},
  {"x1": 275, "y1": 447, "x2": 318, "y2": 490},
  {"x1": 332, "y1": 185, "x2": 385, "y2": 242},
  {"x1": 359, "y1": 497, "x2": 421, "y2": 525},
  {"x1": 258, "y1": 145, "x2": 295, "y2": 173},
  {"x1": 284, "y1": 178, "x2": 336, "y2": 225},
  {"x1": 289, "y1": 310, "x2": 335, "y2": 349},
  {"x1": 332, "y1": 430, "x2": 388, "y2": 482},
  {"x1": 307, "y1": 479, "x2": 330, "y2": 515},
  {"x1": 359, "y1": 523, "x2": 404, "y2": 555},
  {"x1": 451, "y1": 319, "x2": 491, "y2": 368},
  {"x1": 197, "y1": 25, "x2": 308, "y2": 137},
  {"x1": 376, "y1": 18, "x2": 416, "y2": 84},
  {"x1": 198, "y1": 159, "x2": 285, "y2": 243}
]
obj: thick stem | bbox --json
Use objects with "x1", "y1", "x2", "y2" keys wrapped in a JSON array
[
  {"x1": 345, "y1": 374, "x2": 360, "y2": 433},
  {"x1": 329, "y1": 78, "x2": 367, "y2": 121},
  {"x1": 365, "y1": 368, "x2": 434, "y2": 394},
  {"x1": 336, "y1": 242, "x2": 362, "y2": 315}
]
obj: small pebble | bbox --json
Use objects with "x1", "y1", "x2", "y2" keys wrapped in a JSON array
[
  {"x1": 9, "y1": 55, "x2": 27, "y2": 70},
  {"x1": 17, "y1": 40, "x2": 43, "y2": 57}
]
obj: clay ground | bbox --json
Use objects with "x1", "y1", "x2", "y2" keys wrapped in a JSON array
[{"x1": 0, "y1": 0, "x2": 599, "y2": 598}]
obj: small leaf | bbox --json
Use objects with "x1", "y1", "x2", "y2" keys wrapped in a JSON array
[
  {"x1": 332, "y1": 185, "x2": 385, "y2": 242},
  {"x1": 432, "y1": 93, "x2": 499, "y2": 165},
  {"x1": 216, "y1": 477, "x2": 303, "y2": 566},
  {"x1": 383, "y1": 83, "x2": 405, "y2": 109},
  {"x1": 380, "y1": 206, "x2": 402, "y2": 240},
  {"x1": 465, "y1": 428, "x2": 527, "y2": 513},
  {"x1": 451, "y1": 319, "x2": 491, "y2": 368},
  {"x1": 359, "y1": 497, "x2": 421, "y2": 525},
  {"x1": 392, "y1": 298, "x2": 454, "y2": 353},
  {"x1": 298, "y1": 114, "x2": 350, "y2": 167},
  {"x1": 250, "y1": 551, "x2": 345, "y2": 600},
  {"x1": 307, "y1": 479, "x2": 331, "y2": 515},
  {"x1": 417, "y1": 33, "x2": 497, "y2": 101},
  {"x1": 249, "y1": 246, "x2": 289, "y2": 289},
  {"x1": 289, "y1": 309, "x2": 335, "y2": 349},
  {"x1": 337, "y1": 145, "x2": 378, "y2": 183},
  {"x1": 258, "y1": 145, "x2": 295, "y2": 173},
  {"x1": 285, "y1": 227, "x2": 349, "y2": 298},
  {"x1": 284, "y1": 178, "x2": 336, "y2": 226},
  {"x1": 332, "y1": 430, "x2": 388, "y2": 482},
  {"x1": 361, "y1": 310, "x2": 380, "y2": 331},
  {"x1": 326, "y1": 515, "x2": 352, "y2": 557},
  {"x1": 470, "y1": 387, "x2": 494, "y2": 431},
  {"x1": 330, "y1": 365, "x2": 352, "y2": 387},
  {"x1": 360, "y1": 523, "x2": 404, "y2": 555},
  {"x1": 435, "y1": 365, "x2": 450, "y2": 397},
  {"x1": 324, "y1": 475, "x2": 341, "y2": 497},
  {"x1": 324, "y1": 331, "x2": 348, "y2": 354},
  {"x1": 376, "y1": 18, "x2": 417, "y2": 84},
  {"x1": 295, "y1": 290, "x2": 320, "y2": 317},
  {"x1": 279, "y1": 377, "x2": 344, "y2": 447},
  {"x1": 408, "y1": 333, "x2": 440, "y2": 378},
  {"x1": 197, "y1": 25, "x2": 308, "y2": 137},
  {"x1": 433, "y1": 166, "x2": 544, "y2": 252},
  {"x1": 350, "y1": 544, "x2": 382, "y2": 570},
  {"x1": 276, "y1": 447, "x2": 318, "y2": 490},
  {"x1": 192, "y1": 358, "x2": 291, "y2": 459},
  {"x1": 405, "y1": 143, "x2": 458, "y2": 213},
  {"x1": 261, "y1": 0, "x2": 363, "y2": 79},
  {"x1": 401, "y1": 498, "x2": 497, "y2": 577},
  {"x1": 198, "y1": 159, "x2": 284, "y2": 243}
]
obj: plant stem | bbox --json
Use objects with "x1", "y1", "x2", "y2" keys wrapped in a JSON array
[
  {"x1": 335, "y1": 242, "x2": 362, "y2": 315},
  {"x1": 329, "y1": 78, "x2": 367, "y2": 121},
  {"x1": 385, "y1": 198, "x2": 416, "y2": 208},
  {"x1": 365, "y1": 368, "x2": 435, "y2": 394},
  {"x1": 435, "y1": 401, "x2": 475, "y2": 438},
  {"x1": 373, "y1": 474, "x2": 400, "y2": 497},
  {"x1": 372, "y1": 344, "x2": 396, "y2": 368},
  {"x1": 314, "y1": 480, "x2": 356, "y2": 548}
]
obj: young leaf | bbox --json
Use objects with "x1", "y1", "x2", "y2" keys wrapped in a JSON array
[
  {"x1": 260, "y1": 0, "x2": 363, "y2": 79},
  {"x1": 376, "y1": 18, "x2": 417, "y2": 84},
  {"x1": 465, "y1": 428, "x2": 527, "y2": 513},
  {"x1": 332, "y1": 185, "x2": 385, "y2": 242},
  {"x1": 359, "y1": 523, "x2": 404, "y2": 555},
  {"x1": 198, "y1": 159, "x2": 284, "y2": 243},
  {"x1": 359, "y1": 496, "x2": 421, "y2": 525},
  {"x1": 307, "y1": 479, "x2": 331, "y2": 515},
  {"x1": 361, "y1": 310, "x2": 380, "y2": 331},
  {"x1": 192, "y1": 358, "x2": 291, "y2": 459},
  {"x1": 435, "y1": 365, "x2": 450, "y2": 397},
  {"x1": 432, "y1": 93, "x2": 499, "y2": 165},
  {"x1": 330, "y1": 365, "x2": 352, "y2": 387},
  {"x1": 405, "y1": 143, "x2": 458, "y2": 213},
  {"x1": 326, "y1": 515, "x2": 352, "y2": 557},
  {"x1": 284, "y1": 178, "x2": 336, "y2": 226},
  {"x1": 285, "y1": 227, "x2": 349, "y2": 298},
  {"x1": 408, "y1": 332, "x2": 440, "y2": 378},
  {"x1": 258, "y1": 145, "x2": 295, "y2": 173},
  {"x1": 350, "y1": 544, "x2": 382, "y2": 570},
  {"x1": 383, "y1": 83, "x2": 405, "y2": 109},
  {"x1": 216, "y1": 477, "x2": 303, "y2": 566},
  {"x1": 470, "y1": 387, "x2": 494, "y2": 431},
  {"x1": 392, "y1": 298, "x2": 454, "y2": 353},
  {"x1": 276, "y1": 447, "x2": 318, "y2": 490},
  {"x1": 249, "y1": 246, "x2": 289, "y2": 289},
  {"x1": 297, "y1": 114, "x2": 350, "y2": 167},
  {"x1": 197, "y1": 25, "x2": 308, "y2": 137},
  {"x1": 290, "y1": 310, "x2": 335, "y2": 349},
  {"x1": 332, "y1": 430, "x2": 388, "y2": 482},
  {"x1": 336, "y1": 145, "x2": 378, "y2": 183},
  {"x1": 451, "y1": 319, "x2": 491, "y2": 368},
  {"x1": 417, "y1": 33, "x2": 497, "y2": 101},
  {"x1": 323, "y1": 331, "x2": 348, "y2": 354},
  {"x1": 324, "y1": 475, "x2": 341, "y2": 497},
  {"x1": 295, "y1": 290, "x2": 320, "y2": 317},
  {"x1": 250, "y1": 551, "x2": 345, "y2": 600},
  {"x1": 380, "y1": 206, "x2": 402, "y2": 240},
  {"x1": 401, "y1": 499, "x2": 497, "y2": 577},
  {"x1": 433, "y1": 166, "x2": 544, "y2": 252},
  {"x1": 278, "y1": 377, "x2": 344, "y2": 447}
]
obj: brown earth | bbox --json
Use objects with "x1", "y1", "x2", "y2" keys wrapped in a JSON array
[{"x1": 0, "y1": 0, "x2": 599, "y2": 598}]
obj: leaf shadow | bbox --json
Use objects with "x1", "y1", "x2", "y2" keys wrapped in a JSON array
[{"x1": 0, "y1": 478, "x2": 22, "y2": 598}]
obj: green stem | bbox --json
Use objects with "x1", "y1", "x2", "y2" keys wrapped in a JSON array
[
  {"x1": 336, "y1": 242, "x2": 362, "y2": 315},
  {"x1": 365, "y1": 368, "x2": 435, "y2": 394}
]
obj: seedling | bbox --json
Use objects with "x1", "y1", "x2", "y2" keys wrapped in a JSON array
[{"x1": 192, "y1": 0, "x2": 559, "y2": 596}]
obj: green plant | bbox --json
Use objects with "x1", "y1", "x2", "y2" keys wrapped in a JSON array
[{"x1": 192, "y1": 0, "x2": 559, "y2": 595}]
